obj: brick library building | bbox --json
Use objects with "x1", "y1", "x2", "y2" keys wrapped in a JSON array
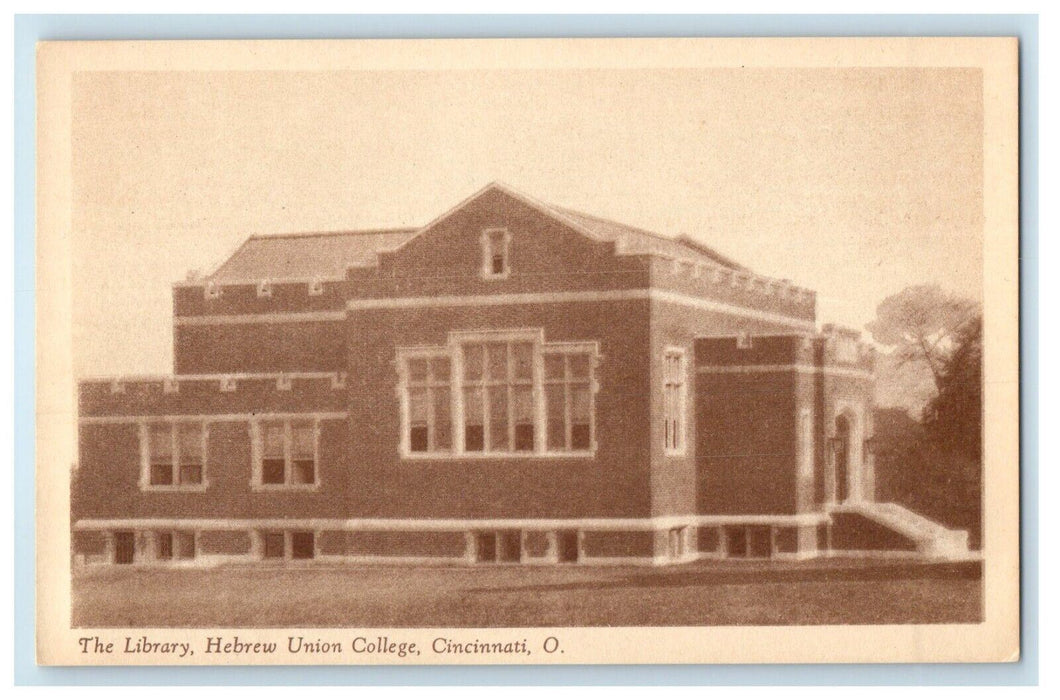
[{"x1": 73, "y1": 184, "x2": 970, "y2": 567}]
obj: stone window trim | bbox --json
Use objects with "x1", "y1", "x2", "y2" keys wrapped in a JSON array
[
  {"x1": 480, "y1": 227, "x2": 512, "y2": 280},
  {"x1": 249, "y1": 417, "x2": 321, "y2": 491},
  {"x1": 396, "y1": 328, "x2": 600, "y2": 460},
  {"x1": 662, "y1": 346, "x2": 688, "y2": 457},
  {"x1": 798, "y1": 408, "x2": 814, "y2": 480},
  {"x1": 138, "y1": 420, "x2": 209, "y2": 492}
]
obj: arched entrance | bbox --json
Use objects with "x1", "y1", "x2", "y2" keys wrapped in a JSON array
[{"x1": 833, "y1": 415, "x2": 851, "y2": 504}]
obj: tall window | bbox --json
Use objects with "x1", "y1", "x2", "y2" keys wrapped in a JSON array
[
  {"x1": 462, "y1": 341, "x2": 535, "y2": 453},
  {"x1": 663, "y1": 349, "x2": 686, "y2": 455},
  {"x1": 254, "y1": 419, "x2": 318, "y2": 488},
  {"x1": 398, "y1": 331, "x2": 597, "y2": 458},
  {"x1": 142, "y1": 422, "x2": 206, "y2": 489},
  {"x1": 407, "y1": 356, "x2": 452, "y2": 453},
  {"x1": 481, "y1": 228, "x2": 510, "y2": 279},
  {"x1": 544, "y1": 351, "x2": 593, "y2": 451}
]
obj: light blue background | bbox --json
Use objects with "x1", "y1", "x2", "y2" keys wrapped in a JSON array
[{"x1": 13, "y1": 13, "x2": 1038, "y2": 686}]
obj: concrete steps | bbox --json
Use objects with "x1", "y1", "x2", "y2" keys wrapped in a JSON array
[{"x1": 831, "y1": 502, "x2": 971, "y2": 560}]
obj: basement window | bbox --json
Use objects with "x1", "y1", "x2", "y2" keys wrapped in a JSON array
[
  {"x1": 291, "y1": 531, "x2": 316, "y2": 560},
  {"x1": 262, "y1": 532, "x2": 286, "y2": 559},
  {"x1": 259, "y1": 531, "x2": 315, "y2": 561},
  {"x1": 156, "y1": 531, "x2": 196, "y2": 561}
]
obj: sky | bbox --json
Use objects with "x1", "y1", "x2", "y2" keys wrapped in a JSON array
[{"x1": 71, "y1": 67, "x2": 983, "y2": 377}]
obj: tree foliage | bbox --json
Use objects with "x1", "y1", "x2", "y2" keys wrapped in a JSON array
[
  {"x1": 923, "y1": 314, "x2": 982, "y2": 461},
  {"x1": 866, "y1": 285, "x2": 979, "y2": 391},
  {"x1": 871, "y1": 297, "x2": 983, "y2": 548}
]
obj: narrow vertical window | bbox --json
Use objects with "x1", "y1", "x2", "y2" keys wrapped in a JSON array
[
  {"x1": 543, "y1": 351, "x2": 595, "y2": 453},
  {"x1": 663, "y1": 349, "x2": 686, "y2": 455},
  {"x1": 487, "y1": 343, "x2": 510, "y2": 451},
  {"x1": 405, "y1": 355, "x2": 453, "y2": 454},
  {"x1": 261, "y1": 422, "x2": 287, "y2": 485},
  {"x1": 481, "y1": 228, "x2": 510, "y2": 279},
  {"x1": 291, "y1": 422, "x2": 316, "y2": 485},
  {"x1": 148, "y1": 424, "x2": 174, "y2": 485},
  {"x1": 178, "y1": 424, "x2": 204, "y2": 485}
]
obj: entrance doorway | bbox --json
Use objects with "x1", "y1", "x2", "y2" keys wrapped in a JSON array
[{"x1": 834, "y1": 415, "x2": 851, "y2": 503}]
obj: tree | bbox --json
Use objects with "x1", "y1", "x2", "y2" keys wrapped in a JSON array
[
  {"x1": 871, "y1": 303, "x2": 983, "y2": 548},
  {"x1": 866, "y1": 285, "x2": 979, "y2": 392},
  {"x1": 923, "y1": 314, "x2": 982, "y2": 461}
]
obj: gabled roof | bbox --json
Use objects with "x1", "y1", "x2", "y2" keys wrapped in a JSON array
[
  {"x1": 543, "y1": 205, "x2": 746, "y2": 271},
  {"x1": 207, "y1": 228, "x2": 419, "y2": 282},
  {"x1": 205, "y1": 182, "x2": 746, "y2": 283}
]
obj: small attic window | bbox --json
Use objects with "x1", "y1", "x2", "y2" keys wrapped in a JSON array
[{"x1": 481, "y1": 228, "x2": 511, "y2": 279}]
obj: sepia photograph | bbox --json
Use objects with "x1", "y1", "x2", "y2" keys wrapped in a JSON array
[{"x1": 34, "y1": 36, "x2": 1020, "y2": 665}]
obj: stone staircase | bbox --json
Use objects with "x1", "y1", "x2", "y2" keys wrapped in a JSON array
[{"x1": 831, "y1": 501, "x2": 972, "y2": 560}]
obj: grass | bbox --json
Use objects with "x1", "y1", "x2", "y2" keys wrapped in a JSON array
[{"x1": 72, "y1": 558, "x2": 982, "y2": 628}]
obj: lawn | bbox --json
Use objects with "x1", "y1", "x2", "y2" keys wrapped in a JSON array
[{"x1": 72, "y1": 558, "x2": 982, "y2": 628}]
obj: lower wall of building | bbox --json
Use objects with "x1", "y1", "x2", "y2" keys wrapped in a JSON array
[{"x1": 73, "y1": 514, "x2": 866, "y2": 567}]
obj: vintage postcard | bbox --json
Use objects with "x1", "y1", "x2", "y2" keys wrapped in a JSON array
[{"x1": 36, "y1": 37, "x2": 1019, "y2": 665}]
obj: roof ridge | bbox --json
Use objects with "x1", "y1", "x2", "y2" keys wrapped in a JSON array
[
  {"x1": 249, "y1": 227, "x2": 419, "y2": 241},
  {"x1": 548, "y1": 205, "x2": 679, "y2": 244},
  {"x1": 547, "y1": 203, "x2": 746, "y2": 271}
]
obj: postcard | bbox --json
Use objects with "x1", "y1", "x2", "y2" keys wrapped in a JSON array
[{"x1": 35, "y1": 36, "x2": 1019, "y2": 665}]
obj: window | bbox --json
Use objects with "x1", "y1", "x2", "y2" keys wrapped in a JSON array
[
  {"x1": 253, "y1": 419, "x2": 318, "y2": 488},
  {"x1": 544, "y1": 351, "x2": 593, "y2": 452},
  {"x1": 481, "y1": 228, "x2": 510, "y2": 279},
  {"x1": 262, "y1": 532, "x2": 286, "y2": 559},
  {"x1": 397, "y1": 330, "x2": 598, "y2": 458},
  {"x1": 259, "y1": 531, "x2": 315, "y2": 560},
  {"x1": 155, "y1": 531, "x2": 196, "y2": 561},
  {"x1": 405, "y1": 356, "x2": 452, "y2": 454},
  {"x1": 663, "y1": 349, "x2": 686, "y2": 455},
  {"x1": 141, "y1": 422, "x2": 206, "y2": 489},
  {"x1": 462, "y1": 340, "x2": 535, "y2": 453},
  {"x1": 291, "y1": 531, "x2": 316, "y2": 560}
]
